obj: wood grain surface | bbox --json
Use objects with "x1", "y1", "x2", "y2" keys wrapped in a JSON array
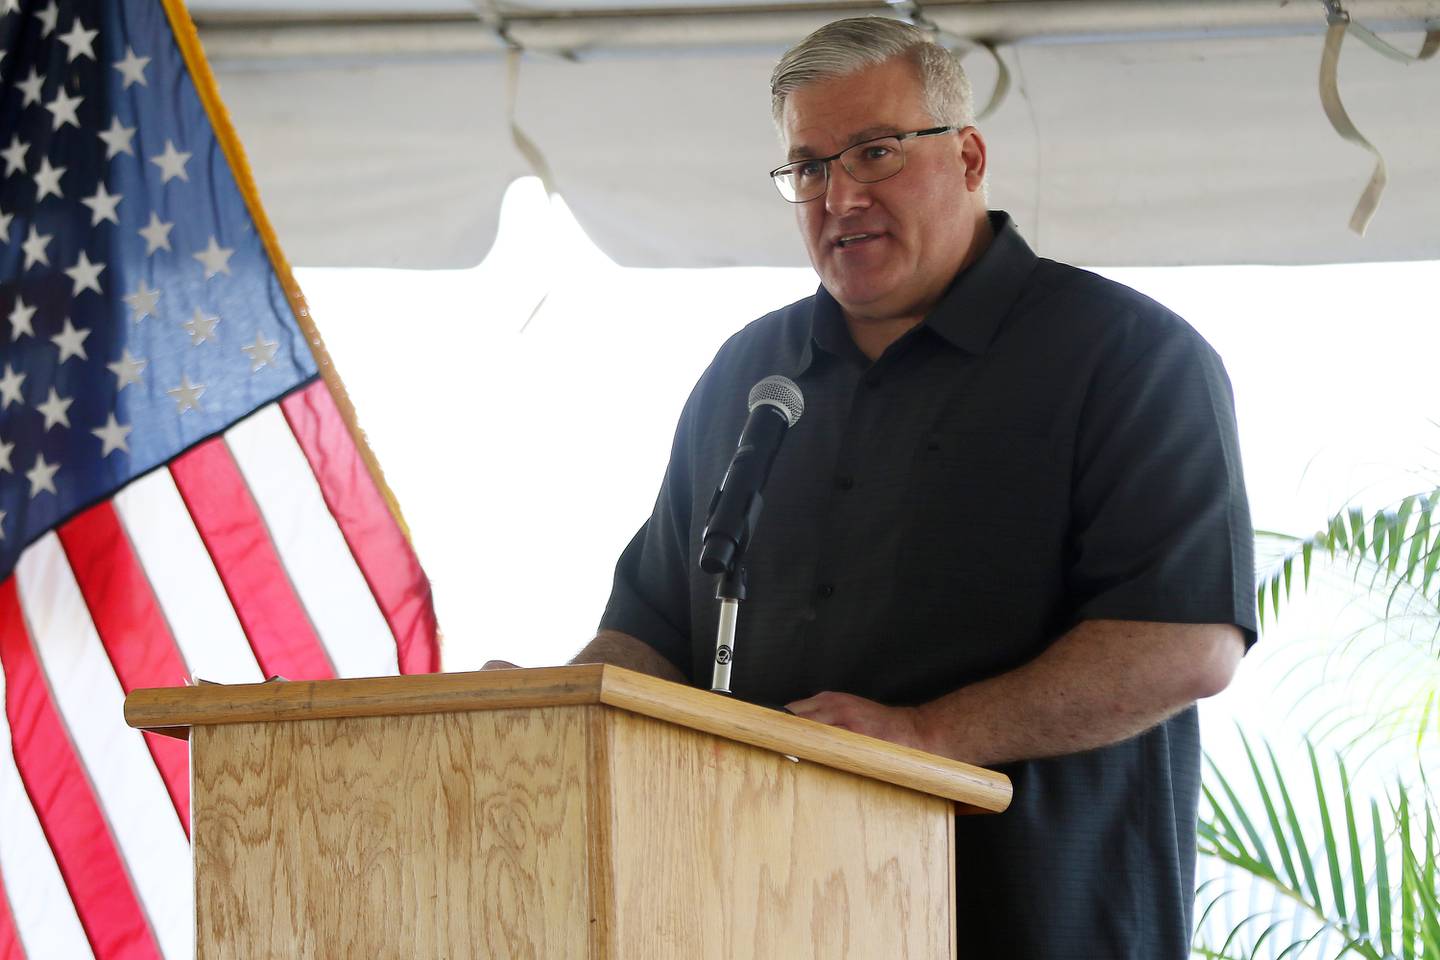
[
  {"x1": 192, "y1": 706, "x2": 595, "y2": 959},
  {"x1": 599, "y1": 710, "x2": 956, "y2": 960},
  {"x1": 130, "y1": 665, "x2": 1011, "y2": 813}
]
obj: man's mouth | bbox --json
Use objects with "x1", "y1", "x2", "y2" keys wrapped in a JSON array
[{"x1": 835, "y1": 233, "x2": 881, "y2": 249}]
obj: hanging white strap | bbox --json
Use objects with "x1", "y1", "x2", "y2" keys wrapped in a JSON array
[
  {"x1": 969, "y1": 41, "x2": 1012, "y2": 123},
  {"x1": 1319, "y1": 20, "x2": 1386, "y2": 236},
  {"x1": 1317, "y1": 5, "x2": 1439, "y2": 236},
  {"x1": 506, "y1": 45, "x2": 561, "y2": 198}
]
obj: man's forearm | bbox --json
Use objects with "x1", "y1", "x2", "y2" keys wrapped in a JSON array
[
  {"x1": 915, "y1": 619, "x2": 1244, "y2": 766},
  {"x1": 787, "y1": 618, "x2": 1244, "y2": 766},
  {"x1": 571, "y1": 630, "x2": 687, "y2": 683}
]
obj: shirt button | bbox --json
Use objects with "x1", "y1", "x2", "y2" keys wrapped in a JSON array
[
  {"x1": 836, "y1": 475, "x2": 854, "y2": 491},
  {"x1": 816, "y1": 583, "x2": 834, "y2": 599}
]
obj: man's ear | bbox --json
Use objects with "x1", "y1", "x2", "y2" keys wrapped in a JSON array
[{"x1": 958, "y1": 126, "x2": 988, "y2": 192}]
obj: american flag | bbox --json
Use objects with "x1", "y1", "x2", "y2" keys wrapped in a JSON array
[{"x1": 0, "y1": 0, "x2": 441, "y2": 956}]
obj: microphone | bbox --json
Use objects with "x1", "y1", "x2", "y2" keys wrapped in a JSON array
[{"x1": 699, "y1": 375, "x2": 805, "y2": 575}]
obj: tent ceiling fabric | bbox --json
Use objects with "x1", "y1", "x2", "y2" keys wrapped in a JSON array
[{"x1": 195, "y1": 1, "x2": 1440, "y2": 268}]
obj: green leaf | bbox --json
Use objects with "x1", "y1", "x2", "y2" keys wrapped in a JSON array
[
  {"x1": 1307, "y1": 742, "x2": 1347, "y2": 918},
  {"x1": 1241, "y1": 737, "x2": 1302, "y2": 895},
  {"x1": 1399, "y1": 791, "x2": 1415, "y2": 960},
  {"x1": 1371, "y1": 510, "x2": 1385, "y2": 564},
  {"x1": 1339, "y1": 758, "x2": 1369, "y2": 936},
  {"x1": 1374, "y1": 799, "x2": 1392, "y2": 959},
  {"x1": 1270, "y1": 743, "x2": 1322, "y2": 908},
  {"x1": 1256, "y1": 583, "x2": 1267, "y2": 629},
  {"x1": 1303, "y1": 540, "x2": 1314, "y2": 587},
  {"x1": 1408, "y1": 509, "x2": 1430, "y2": 584},
  {"x1": 1351, "y1": 507, "x2": 1367, "y2": 555},
  {"x1": 1283, "y1": 557, "x2": 1293, "y2": 597},
  {"x1": 1207, "y1": 753, "x2": 1276, "y2": 876}
]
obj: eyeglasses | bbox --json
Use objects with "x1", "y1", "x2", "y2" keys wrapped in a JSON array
[{"x1": 768, "y1": 126, "x2": 959, "y2": 203}]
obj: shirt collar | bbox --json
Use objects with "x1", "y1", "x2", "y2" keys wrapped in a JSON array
[{"x1": 796, "y1": 210, "x2": 1037, "y2": 374}]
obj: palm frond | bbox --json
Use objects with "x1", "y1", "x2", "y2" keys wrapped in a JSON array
[
  {"x1": 1196, "y1": 737, "x2": 1439, "y2": 960},
  {"x1": 1256, "y1": 491, "x2": 1440, "y2": 629}
]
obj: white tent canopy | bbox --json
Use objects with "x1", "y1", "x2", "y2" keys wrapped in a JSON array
[{"x1": 192, "y1": 0, "x2": 1440, "y2": 268}]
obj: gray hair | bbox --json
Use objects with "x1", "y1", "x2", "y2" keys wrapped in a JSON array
[{"x1": 770, "y1": 18, "x2": 976, "y2": 135}]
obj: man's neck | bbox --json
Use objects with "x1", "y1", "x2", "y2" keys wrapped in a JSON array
[{"x1": 845, "y1": 314, "x2": 924, "y2": 362}]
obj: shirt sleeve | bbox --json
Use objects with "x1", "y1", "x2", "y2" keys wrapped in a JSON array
[
  {"x1": 597, "y1": 389, "x2": 700, "y2": 680},
  {"x1": 1067, "y1": 316, "x2": 1257, "y2": 643}
]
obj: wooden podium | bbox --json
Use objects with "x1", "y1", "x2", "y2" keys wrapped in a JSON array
[{"x1": 126, "y1": 665, "x2": 1011, "y2": 959}]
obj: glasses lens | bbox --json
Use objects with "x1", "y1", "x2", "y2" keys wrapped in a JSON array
[
  {"x1": 840, "y1": 137, "x2": 904, "y2": 183},
  {"x1": 772, "y1": 160, "x2": 827, "y2": 203}
]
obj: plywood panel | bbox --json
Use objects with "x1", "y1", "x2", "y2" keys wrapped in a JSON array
[
  {"x1": 602, "y1": 709, "x2": 955, "y2": 960},
  {"x1": 192, "y1": 706, "x2": 594, "y2": 959}
]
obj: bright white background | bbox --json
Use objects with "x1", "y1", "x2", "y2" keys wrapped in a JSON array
[{"x1": 298, "y1": 176, "x2": 1440, "y2": 676}]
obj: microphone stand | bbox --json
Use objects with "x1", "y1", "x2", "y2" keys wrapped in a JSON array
[{"x1": 710, "y1": 564, "x2": 746, "y2": 694}]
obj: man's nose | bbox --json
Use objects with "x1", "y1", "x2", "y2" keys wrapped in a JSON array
[{"x1": 824, "y1": 163, "x2": 872, "y2": 216}]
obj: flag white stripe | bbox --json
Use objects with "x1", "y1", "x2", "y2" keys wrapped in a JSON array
[
  {"x1": 226, "y1": 404, "x2": 399, "y2": 678},
  {"x1": 15, "y1": 537, "x2": 194, "y2": 960},
  {"x1": 115, "y1": 469, "x2": 265, "y2": 685},
  {"x1": 0, "y1": 665, "x2": 96, "y2": 960}
]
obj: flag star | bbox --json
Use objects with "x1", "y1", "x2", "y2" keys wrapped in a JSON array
[
  {"x1": 37, "y1": 387, "x2": 73, "y2": 431},
  {"x1": 33, "y1": 156, "x2": 65, "y2": 200},
  {"x1": 92, "y1": 414, "x2": 133, "y2": 457},
  {"x1": 0, "y1": 436, "x2": 10, "y2": 473},
  {"x1": 193, "y1": 236, "x2": 235, "y2": 279},
  {"x1": 50, "y1": 317, "x2": 91, "y2": 363},
  {"x1": 98, "y1": 117, "x2": 136, "y2": 160},
  {"x1": 58, "y1": 17, "x2": 98, "y2": 62},
  {"x1": 0, "y1": 0, "x2": 13, "y2": 13},
  {"x1": 44, "y1": 88, "x2": 83, "y2": 131},
  {"x1": 22, "y1": 224, "x2": 51, "y2": 269},
  {"x1": 150, "y1": 140, "x2": 190, "y2": 183},
  {"x1": 1, "y1": 135, "x2": 27, "y2": 175},
  {"x1": 241, "y1": 331, "x2": 280, "y2": 372},
  {"x1": 167, "y1": 375, "x2": 205, "y2": 413},
  {"x1": 0, "y1": 205, "x2": 10, "y2": 243},
  {"x1": 138, "y1": 212, "x2": 174, "y2": 254},
  {"x1": 81, "y1": 183, "x2": 122, "y2": 225},
  {"x1": 0, "y1": 509, "x2": 6, "y2": 539},
  {"x1": 114, "y1": 46, "x2": 150, "y2": 88},
  {"x1": 33, "y1": 1, "x2": 58, "y2": 37},
  {"x1": 14, "y1": 68, "x2": 44, "y2": 108},
  {"x1": 122, "y1": 279, "x2": 160, "y2": 321},
  {"x1": 26, "y1": 453, "x2": 60, "y2": 498},
  {"x1": 0, "y1": 365, "x2": 24, "y2": 408},
  {"x1": 107, "y1": 349, "x2": 147, "y2": 390},
  {"x1": 64, "y1": 250, "x2": 105, "y2": 295},
  {"x1": 8, "y1": 296, "x2": 37, "y2": 340},
  {"x1": 184, "y1": 307, "x2": 220, "y2": 345}
]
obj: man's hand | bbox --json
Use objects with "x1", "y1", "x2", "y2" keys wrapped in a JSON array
[
  {"x1": 785, "y1": 691, "x2": 933, "y2": 753},
  {"x1": 480, "y1": 660, "x2": 519, "y2": 670}
]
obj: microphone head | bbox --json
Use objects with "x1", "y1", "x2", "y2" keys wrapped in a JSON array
[{"x1": 747, "y1": 375, "x2": 804, "y2": 428}]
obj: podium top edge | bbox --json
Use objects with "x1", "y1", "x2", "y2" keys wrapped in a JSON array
[{"x1": 124, "y1": 665, "x2": 1011, "y2": 811}]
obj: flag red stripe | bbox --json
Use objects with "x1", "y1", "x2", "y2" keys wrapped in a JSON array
[
  {"x1": 0, "y1": 578, "x2": 162, "y2": 960},
  {"x1": 0, "y1": 868, "x2": 23, "y2": 960},
  {"x1": 281, "y1": 382, "x2": 439, "y2": 674},
  {"x1": 169, "y1": 437, "x2": 337, "y2": 681},
  {"x1": 56, "y1": 503, "x2": 193, "y2": 837}
]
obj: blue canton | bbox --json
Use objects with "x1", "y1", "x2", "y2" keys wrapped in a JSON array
[{"x1": 0, "y1": 0, "x2": 319, "y2": 579}]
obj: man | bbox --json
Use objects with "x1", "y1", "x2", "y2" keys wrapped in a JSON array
[{"x1": 492, "y1": 16, "x2": 1255, "y2": 958}]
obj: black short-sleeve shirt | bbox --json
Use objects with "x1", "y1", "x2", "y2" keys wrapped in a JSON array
[{"x1": 600, "y1": 211, "x2": 1256, "y2": 958}]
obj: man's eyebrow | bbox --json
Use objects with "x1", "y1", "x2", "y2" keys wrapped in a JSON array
[{"x1": 786, "y1": 126, "x2": 901, "y2": 162}]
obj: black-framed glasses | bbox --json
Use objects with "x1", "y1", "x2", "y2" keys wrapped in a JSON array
[{"x1": 768, "y1": 126, "x2": 959, "y2": 203}]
